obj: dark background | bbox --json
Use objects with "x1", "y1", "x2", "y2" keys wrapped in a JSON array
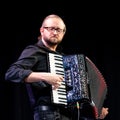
[{"x1": 0, "y1": 1, "x2": 120, "y2": 120}]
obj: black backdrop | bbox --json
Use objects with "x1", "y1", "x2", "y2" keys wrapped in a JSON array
[{"x1": 0, "y1": 1, "x2": 120, "y2": 120}]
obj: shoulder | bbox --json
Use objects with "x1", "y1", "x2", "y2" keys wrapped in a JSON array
[
  {"x1": 20, "y1": 44, "x2": 46, "y2": 57},
  {"x1": 25, "y1": 44, "x2": 39, "y2": 50},
  {"x1": 24, "y1": 44, "x2": 47, "y2": 52}
]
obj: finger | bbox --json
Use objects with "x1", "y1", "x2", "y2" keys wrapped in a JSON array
[
  {"x1": 59, "y1": 75, "x2": 64, "y2": 81},
  {"x1": 52, "y1": 84, "x2": 59, "y2": 90},
  {"x1": 57, "y1": 81, "x2": 62, "y2": 86},
  {"x1": 52, "y1": 85, "x2": 57, "y2": 90}
]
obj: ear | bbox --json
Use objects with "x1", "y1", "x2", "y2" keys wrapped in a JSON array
[{"x1": 40, "y1": 27, "x2": 44, "y2": 33}]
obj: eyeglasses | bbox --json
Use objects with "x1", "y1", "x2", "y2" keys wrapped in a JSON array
[{"x1": 43, "y1": 27, "x2": 65, "y2": 34}]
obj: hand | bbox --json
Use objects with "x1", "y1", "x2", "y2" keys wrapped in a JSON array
[
  {"x1": 99, "y1": 107, "x2": 109, "y2": 119},
  {"x1": 43, "y1": 73, "x2": 63, "y2": 89}
]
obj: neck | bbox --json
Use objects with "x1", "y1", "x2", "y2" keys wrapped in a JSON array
[{"x1": 42, "y1": 39, "x2": 57, "y2": 51}]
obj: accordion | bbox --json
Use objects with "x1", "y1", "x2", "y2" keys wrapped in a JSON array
[{"x1": 48, "y1": 53, "x2": 107, "y2": 119}]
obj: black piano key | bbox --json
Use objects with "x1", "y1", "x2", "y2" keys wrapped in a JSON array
[
  {"x1": 55, "y1": 65, "x2": 64, "y2": 69},
  {"x1": 55, "y1": 63, "x2": 63, "y2": 66},
  {"x1": 54, "y1": 58, "x2": 63, "y2": 61}
]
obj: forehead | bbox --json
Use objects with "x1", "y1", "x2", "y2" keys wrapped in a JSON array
[{"x1": 44, "y1": 18, "x2": 65, "y2": 28}]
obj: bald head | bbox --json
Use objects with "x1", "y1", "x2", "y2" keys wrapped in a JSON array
[{"x1": 41, "y1": 14, "x2": 66, "y2": 33}]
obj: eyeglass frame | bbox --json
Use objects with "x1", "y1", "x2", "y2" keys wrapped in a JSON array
[{"x1": 43, "y1": 27, "x2": 65, "y2": 34}]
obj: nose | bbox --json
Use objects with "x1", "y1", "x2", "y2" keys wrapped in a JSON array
[{"x1": 53, "y1": 30, "x2": 58, "y2": 34}]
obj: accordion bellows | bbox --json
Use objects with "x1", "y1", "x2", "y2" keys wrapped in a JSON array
[{"x1": 85, "y1": 56, "x2": 107, "y2": 118}]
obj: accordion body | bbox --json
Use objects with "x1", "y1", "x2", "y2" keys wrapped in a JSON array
[{"x1": 48, "y1": 53, "x2": 107, "y2": 119}]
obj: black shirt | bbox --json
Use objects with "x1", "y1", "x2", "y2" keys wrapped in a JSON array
[{"x1": 5, "y1": 40, "x2": 62, "y2": 107}]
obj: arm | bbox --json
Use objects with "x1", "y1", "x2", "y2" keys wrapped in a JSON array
[
  {"x1": 25, "y1": 72, "x2": 63, "y2": 89},
  {"x1": 5, "y1": 45, "x2": 63, "y2": 89}
]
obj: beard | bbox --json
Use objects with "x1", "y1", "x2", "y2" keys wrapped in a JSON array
[{"x1": 44, "y1": 36, "x2": 62, "y2": 46}]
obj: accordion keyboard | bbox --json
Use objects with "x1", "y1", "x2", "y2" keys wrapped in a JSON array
[{"x1": 48, "y1": 53, "x2": 67, "y2": 105}]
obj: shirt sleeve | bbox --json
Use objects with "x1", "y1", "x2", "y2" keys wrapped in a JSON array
[{"x1": 5, "y1": 45, "x2": 40, "y2": 83}]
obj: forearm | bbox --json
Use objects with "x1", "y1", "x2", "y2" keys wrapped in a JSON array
[
  {"x1": 25, "y1": 72, "x2": 63, "y2": 89},
  {"x1": 24, "y1": 72, "x2": 50, "y2": 83}
]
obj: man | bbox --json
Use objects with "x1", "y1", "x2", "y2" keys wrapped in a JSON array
[{"x1": 5, "y1": 14, "x2": 108, "y2": 120}]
